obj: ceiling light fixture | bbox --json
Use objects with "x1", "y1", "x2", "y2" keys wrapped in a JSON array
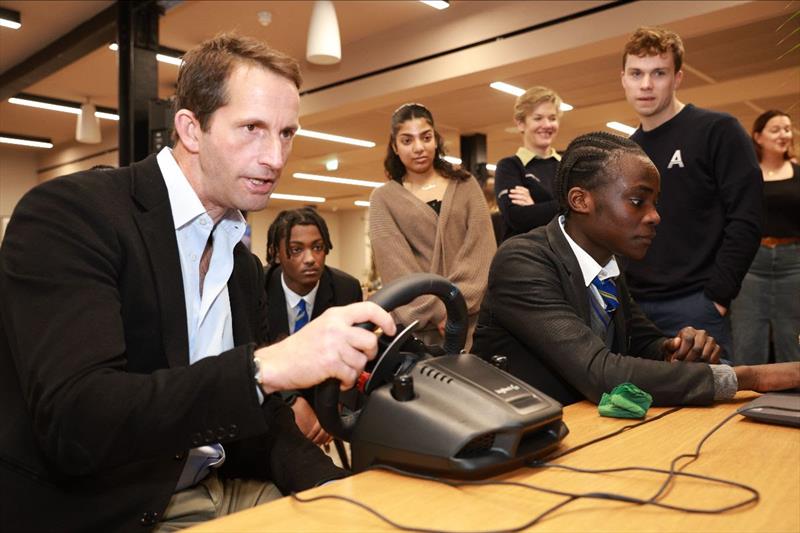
[
  {"x1": 257, "y1": 10, "x2": 272, "y2": 27},
  {"x1": 490, "y1": 82, "x2": 573, "y2": 111},
  {"x1": 306, "y1": 1, "x2": 341, "y2": 65},
  {"x1": 295, "y1": 128, "x2": 375, "y2": 148},
  {"x1": 606, "y1": 121, "x2": 637, "y2": 136},
  {"x1": 9, "y1": 94, "x2": 119, "y2": 121},
  {"x1": 420, "y1": 1, "x2": 450, "y2": 10},
  {"x1": 354, "y1": 200, "x2": 370, "y2": 207},
  {"x1": 0, "y1": 7, "x2": 21, "y2": 30},
  {"x1": 325, "y1": 158, "x2": 339, "y2": 171},
  {"x1": 76, "y1": 100, "x2": 102, "y2": 144},
  {"x1": 0, "y1": 133, "x2": 53, "y2": 149},
  {"x1": 293, "y1": 172, "x2": 384, "y2": 188},
  {"x1": 490, "y1": 81, "x2": 524, "y2": 97},
  {"x1": 271, "y1": 193, "x2": 326, "y2": 203},
  {"x1": 108, "y1": 43, "x2": 183, "y2": 66}
]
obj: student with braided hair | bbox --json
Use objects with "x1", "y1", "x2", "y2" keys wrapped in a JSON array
[
  {"x1": 264, "y1": 207, "x2": 362, "y2": 447},
  {"x1": 472, "y1": 131, "x2": 799, "y2": 407}
]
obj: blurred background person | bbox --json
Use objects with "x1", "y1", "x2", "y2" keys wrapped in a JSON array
[
  {"x1": 731, "y1": 110, "x2": 800, "y2": 365},
  {"x1": 494, "y1": 86, "x2": 563, "y2": 241},
  {"x1": 369, "y1": 103, "x2": 496, "y2": 348}
]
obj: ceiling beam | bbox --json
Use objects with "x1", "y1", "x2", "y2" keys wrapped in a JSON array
[{"x1": 0, "y1": 4, "x2": 117, "y2": 101}]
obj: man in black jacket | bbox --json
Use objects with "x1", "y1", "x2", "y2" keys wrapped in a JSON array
[
  {"x1": 265, "y1": 207, "x2": 363, "y2": 446},
  {"x1": 620, "y1": 27, "x2": 762, "y2": 360},
  {"x1": 472, "y1": 132, "x2": 798, "y2": 407},
  {"x1": 0, "y1": 34, "x2": 393, "y2": 532}
]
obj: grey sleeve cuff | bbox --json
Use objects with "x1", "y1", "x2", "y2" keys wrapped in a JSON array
[{"x1": 710, "y1": 364, "x2": 738, "y2": 400}]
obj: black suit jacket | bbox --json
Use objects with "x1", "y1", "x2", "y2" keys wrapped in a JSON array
[
  {"x1": 0, "y1": 155, "x2": 343, "y2": 533},
  {"x1": 265, "y1": 265, "x2": 362, "y2": 405},
  {"x1": 471, "y1": 218, "x2": 716, "y2": 406},
  {"x1": 265, "y1": 264, "x2": 363, "y2": 343}
]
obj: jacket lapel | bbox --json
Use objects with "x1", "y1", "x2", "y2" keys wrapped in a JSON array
[
  {"x1": 311, "y1": 267, "x2": 335, "y2": 320},
  {"x1": 545, "y1": 218, "x2": 591, "y2": 326},
  {"x1": 130, "y1": 155, "x2": 190, "y2": 368},
  {"x1": 266, "y1": 265, "x2": 290, "y2": 342}
]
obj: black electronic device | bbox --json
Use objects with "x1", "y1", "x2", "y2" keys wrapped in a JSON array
[{"x1": 315, "y1": 273, "x2": 568, "y2": 479}]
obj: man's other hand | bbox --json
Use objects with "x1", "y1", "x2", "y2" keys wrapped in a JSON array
[{"x1": 255, "y1": 301, "x2": 396, "y2": 394}]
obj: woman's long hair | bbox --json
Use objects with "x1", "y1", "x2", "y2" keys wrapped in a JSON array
[{"x1": 383, "y1": 103, "x2": 471, "y2": 183}]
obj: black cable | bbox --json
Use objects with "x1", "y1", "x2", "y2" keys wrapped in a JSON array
[
  {"x1": 645, "y1": 404, "x2": 800, "y2": 503},
  {"x1": 545, "y1": 405, "x2": 683, "y2": 461},
  {"x1": 291, "y1": 490, "x2": 578, "y2": 533},
  {"x1": 290, "y1": 404, "x2": 798, "y2": 533}
]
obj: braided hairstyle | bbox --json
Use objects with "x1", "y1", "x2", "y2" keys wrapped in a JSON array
[
  {"x1": 554, "y1": 131, "x2": 649, "y2": 216},
  {"x1": 266, "y1": 207, "x2": 333, "y2": 266},
  {"x1": 383, "y1": 103, "x2": 471, "y2": 183}
]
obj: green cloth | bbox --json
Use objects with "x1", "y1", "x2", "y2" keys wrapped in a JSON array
[{"x1": 598, "y1": 382, "x2": 653, "y2": 419}]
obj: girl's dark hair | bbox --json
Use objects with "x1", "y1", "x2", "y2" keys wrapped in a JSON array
[
  {"x1": 266, "y1": 207, "x2": 333, "y2": 265},
  {"x1": 752, "y1": 110, "x2": 792, "y2": 162},
  {"x1": 383, "y1": 103, "x2": 471, "y2": 183},
  {"x1": 554, "y1": 131, "x2": 649, "y2": 215}
]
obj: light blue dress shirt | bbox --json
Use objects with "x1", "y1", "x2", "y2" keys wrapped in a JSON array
[{"x1": 157, "y1": 148, "x2": 246, "y2": 490}]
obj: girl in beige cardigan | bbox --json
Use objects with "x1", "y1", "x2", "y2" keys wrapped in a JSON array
[{"x1": 369, "y1": 103, "x2": 496, "y2": 349}]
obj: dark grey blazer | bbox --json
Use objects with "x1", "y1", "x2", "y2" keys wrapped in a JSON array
[
  {"x1": 0, "y1": 155, "x2": 343, "y2": 532},
  {"x1": 472, "y1": 217, "x2": 716, "y2": 406}
]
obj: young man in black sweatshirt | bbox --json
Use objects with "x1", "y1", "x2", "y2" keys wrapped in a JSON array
[{"x1": 620, "y1": 27, "x2": 762, "y2": 360}]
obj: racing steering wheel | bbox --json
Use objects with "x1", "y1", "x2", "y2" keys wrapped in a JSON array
[{"x1": 314, "y1": 273, "x2": 468, "y2": 441}]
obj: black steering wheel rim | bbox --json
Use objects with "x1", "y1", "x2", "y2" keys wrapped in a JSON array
[{"x1": 314, "y1": 273, "x2": 469, "y2": 441}]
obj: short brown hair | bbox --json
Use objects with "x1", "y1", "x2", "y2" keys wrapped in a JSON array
[
  {"x1": 175, "y1": 33, "x2": 302, "y2": 132},
  {"x1": 513, "y1": 86, "x2": 563, "y2": 123},
  {"x1": 623, "y1": 26, "x2": 684, "y2": 72}
]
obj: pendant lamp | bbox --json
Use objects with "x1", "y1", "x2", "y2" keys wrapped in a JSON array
[
  {"x1": 306, "y1": 1, "x2": 341, "y2": 65},
  {"x1": 76, "y1": 100, "x2": 101, "y2": 144}
]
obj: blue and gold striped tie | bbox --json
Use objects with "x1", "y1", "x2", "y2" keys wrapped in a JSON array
[{"x1": 592, "y1": 276, "x2": 619, "y2": 314}]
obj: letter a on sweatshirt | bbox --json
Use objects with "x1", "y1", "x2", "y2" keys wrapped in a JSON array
[{"x1": 667, "y1": 149, "x2": 684, "y2": 169}]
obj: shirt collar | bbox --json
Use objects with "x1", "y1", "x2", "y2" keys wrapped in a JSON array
[
  {"x1": 281, "y1": 272, "x2": 320, "y2": 311},
  {"x1": 516, "y1": 146, "x2": 561, "y2": 166},
  {"x1": 157, "y1": 147, "x2": 209, "y2": 230},
  {"x1": 558, "y1": 215, "x2": 619, "y2": 287}
]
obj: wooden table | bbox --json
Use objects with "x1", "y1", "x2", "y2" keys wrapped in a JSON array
[{"x1": 188, "y1": 392, "x2": 800, "y2": 532}]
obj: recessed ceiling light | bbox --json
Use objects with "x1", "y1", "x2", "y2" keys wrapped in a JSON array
[
  {"x1": 606, "y1": 121, "x2": 637, "y2": 135},
  {"x1": 8, "y1": 96, "x2": 119, "y2": 121},
  {"x1": 0, "y1": 133, "x2": 53, "y2": 149},
  {"x1": 490, "y1": 81, "x2": 524, "y2": 97},
  {"x1": 271, "y1": 193, "x2": 326, "y2": 203},
  {"x1": 257, "y1": 10, "x2": 272, "y2": 27},
  {"x1": 325, "y1": 158, "x2": 339, "y2": 171},
  {"x1": 0, "y1": 7, "x2": 21, "y2": 30},
  {"x1": 354, "y1": 200, "x2": 370, "y2": 207},
  {"x1": 293, "y1": 172, "x2": 384, "y2": 188},
  {"x1": 419, "y1": 1, "x2": 449, "y2": 10},
  {"x1": 295, "y1": 128, "x2": 376, "y2": 148},
  {"x1": 109, "y1": 43, "x2": 183, "y2": 66},
  {"x1": 490, "y1": 82, "x2": 573, "y2": 111}
]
